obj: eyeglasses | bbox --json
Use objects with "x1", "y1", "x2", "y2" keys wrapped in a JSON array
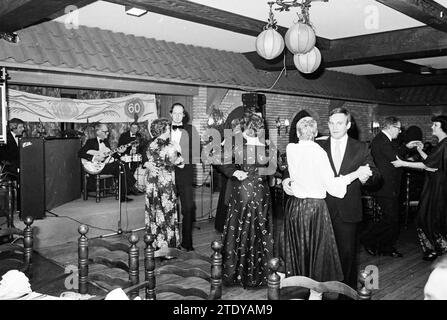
[{"x1": 102, "y1": 130, "x2": 109, "y2": 133}]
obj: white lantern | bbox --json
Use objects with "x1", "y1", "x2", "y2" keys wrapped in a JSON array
[
  {"x1": 293, "y1": 47, "x2": 321, "y2": 74},
  {"x1": 255, "y1": 28, "x2": 285, "y2": 60},
  {"x1": 285, "y1": 22, "x2": 316, "y2": 54}
]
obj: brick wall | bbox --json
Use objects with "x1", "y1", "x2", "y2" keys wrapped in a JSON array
[
  {"x1": 192, "y1": 87, "x2": 208, "y2": 185},
  {"x1": 376, "y1": 104, "x2": 447, "y2": 144}
]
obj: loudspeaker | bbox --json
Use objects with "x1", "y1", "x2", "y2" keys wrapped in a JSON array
[
  {"x1": 20, "y1": 138, "x2": 45, "y2": 219},
  {"x1": 242, "y1": 93, "x2": 266, "y2": 118},
  {"x1": 45, "y1": 138, "x2": 81, "y2": 210}
]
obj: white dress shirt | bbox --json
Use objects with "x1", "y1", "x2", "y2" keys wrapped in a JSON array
[
  {"x1": 331, "y1": 134, "x2": 348, "y2": 172},
  {"x1": 330, "y1": 134, "x2": 348, "y2": 169},
  {"x1": 171, "y1": 126, "x2": 182, "y2": 154},
  {"x1": 285, "y1": 141, "x2": 351, "y2": 199},
  {"x1": 382, "y1": 130, "x2": 392, "y2": 142},
  {"x1": 12, "y1": 133, "x2": 19, "y2": 146}
]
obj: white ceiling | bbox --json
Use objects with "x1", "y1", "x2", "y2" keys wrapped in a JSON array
[{"x1": 55, "y1": 0, "x2": 447, "y2": 76}]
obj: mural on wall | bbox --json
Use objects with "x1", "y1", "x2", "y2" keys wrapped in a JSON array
[{"x1": 8, "y1": 89, "x2": 157, "y2": 123}]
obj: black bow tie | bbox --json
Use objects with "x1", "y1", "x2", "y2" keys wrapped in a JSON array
[
  {"x1": 99, "y1": 139, "x2": 105, "y2": 143},
  {"x1": 172, "y1": 125, "x2": 184, "y2": 130}
]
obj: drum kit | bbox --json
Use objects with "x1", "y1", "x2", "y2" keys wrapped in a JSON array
[{"x1": 120, "y1": 154, "x2": 142, "y2": 163}]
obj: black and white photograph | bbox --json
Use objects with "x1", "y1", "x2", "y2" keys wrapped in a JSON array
[{"x1": 0, "y1": 0, "x2": 447, "y2": 307}]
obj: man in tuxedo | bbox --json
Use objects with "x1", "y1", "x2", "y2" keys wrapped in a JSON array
[
  {"x1": 117, "y1": 122, "x2": 144, "y2": 185},
  {"x1": 118, "y1": 122, "x2": 141, "y2": 155},
  {"x1": 0, "y1": 118, "x2": 25, "y2": 180},
  {"x1": 170, "y1": 103, "x2": 198, "y2": 251},
  {"x1": 318, "y1": 107, "x2": 379, "y2": 289},
  {"x1": 78, "y1": 123, "x2": 138, "y2": 202},
  {"x1": 361, "y1": 116, "x2": 404, "y2": 258}
]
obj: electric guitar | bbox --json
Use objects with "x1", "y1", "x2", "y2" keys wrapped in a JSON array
[{"x1": 81, "y1": 140, "x2": 139, "y2": 174}]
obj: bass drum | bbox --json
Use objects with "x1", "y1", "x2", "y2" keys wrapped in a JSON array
[{"x1": 134, "y1": 165, "x2": 147, "y2": 192}]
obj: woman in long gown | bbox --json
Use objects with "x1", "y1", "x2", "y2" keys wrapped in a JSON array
[
  {"x1": 392, "y1": 115, "x2": 447, "y2": 261},
  {"x1": 281, "y1": 117, "x2": 372, "y2": 298},
  {"x1": 221, "y1": 113, "x2": 276, "y2": 288},
  {"x1": 144, "y1": 118, "x2": 184, "y2": 250}
]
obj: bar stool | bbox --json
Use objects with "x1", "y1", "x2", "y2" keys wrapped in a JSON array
[{"x1": 83, "y1": 171, "x2": 119, "y2": 203}]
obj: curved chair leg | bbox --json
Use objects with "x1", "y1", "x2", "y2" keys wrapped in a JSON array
[
  {"x1": 95, "y1": 175, "x2": 100, "y2": 203},
  {"x1": 83, "y1": 173, "x2": 88, "y2": 201}
]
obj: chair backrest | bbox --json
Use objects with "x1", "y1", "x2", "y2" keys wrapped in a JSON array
[
  {"x1": 77, "y1": 225, "x2": 140, "y2": 298},
  {"x1": 0, "y1": 216, "x2": 34, "y2": 277},
  {"x1": 267, "y1": 258, "x2": 372, "y2": 300},
  {"x1": 134, "y1": 233, "x2": 223, "y2": 300}
]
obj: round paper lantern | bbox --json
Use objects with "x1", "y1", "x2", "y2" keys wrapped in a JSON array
[
  {"x1": 293, "y1": 47, "x2": 321, "y2": 74},
  {"x1": 255, "y1": 27, "x2": 285, "y2": 60},
  {"x1": 285, "y1": 22, "x2": 316, "y2": 54}
]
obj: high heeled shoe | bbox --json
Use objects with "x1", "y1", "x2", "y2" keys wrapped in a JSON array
[{"x1": 422, "y1": 251, "x2": 438, "y2": 261}]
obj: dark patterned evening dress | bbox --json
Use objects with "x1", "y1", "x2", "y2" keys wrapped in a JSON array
[
  {"x1": 416, "y1": 138, "x2": 447, "y2": 255},
  {"x1": 144, "y1": 137, "x2": 180, "y2": 250},
  {"x1": 222, "y1": 141, "x2": 275, "y2": 288}
]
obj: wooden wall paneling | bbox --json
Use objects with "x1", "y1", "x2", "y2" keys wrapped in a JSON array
[{"x1": 158, "y1": 95, "x2": 193, "y2": 124}]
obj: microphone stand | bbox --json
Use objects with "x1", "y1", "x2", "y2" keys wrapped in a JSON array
[{"x1": 99, "y1": 159, "x2": 146, "y2": 239}]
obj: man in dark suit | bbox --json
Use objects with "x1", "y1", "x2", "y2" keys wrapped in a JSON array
[
  {"x1": 118, "y1": 122, "x2": 141, "y2": 156},
  {"x1": 0, "y1": 118, "x2": 25, "y2": 180},
  {"x1": 78, "y1": 123, "x2": 137, "y2": 202},
  {"x1": 361, "y1": 116, "x2": 404, "y2": 257},
  {"x1": 318, "y1": 107, "x2": 379, "y2": 289},
  {"x1": 170, "y1": 103, "x2": 198, "y2": 251},
  {"x1": 117, "y1": 122, "x2": 144, "y2": 186}
]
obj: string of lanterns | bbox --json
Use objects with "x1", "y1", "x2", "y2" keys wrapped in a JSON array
[{"x1": 255, "y1": 0, "x2": 325, "y2": 74}]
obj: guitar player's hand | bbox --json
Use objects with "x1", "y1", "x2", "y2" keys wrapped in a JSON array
[
  {"x1": 93, "y1": 154, "x2": 106, "y2": 162},
  {"x1": 117, "y1": 145, "x2": 127, "y2": 154}
]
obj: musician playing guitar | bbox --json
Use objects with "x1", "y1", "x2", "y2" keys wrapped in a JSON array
[
  {"x1": 78, "y1": 123, "x2": 140, "y2": 202},
  {"x1": 117, "y1": 122, "x2": 145, "y2": 193}
]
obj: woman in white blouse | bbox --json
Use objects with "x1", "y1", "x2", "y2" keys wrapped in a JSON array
[{"x1": 281, "y1": 117, "x2": 371, "y2": 298}]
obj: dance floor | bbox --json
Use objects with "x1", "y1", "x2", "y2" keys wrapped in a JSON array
[{"x1": 6, "y1": 189, "x2": 432, "y2": 300}]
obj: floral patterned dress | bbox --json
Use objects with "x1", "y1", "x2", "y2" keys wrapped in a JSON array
[{"x1": 144, "y1": 137, "x2": 180, "y2": 250}]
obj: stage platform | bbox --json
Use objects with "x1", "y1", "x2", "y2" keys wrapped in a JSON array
[{"x1": 12, "y1": 186, "x2": 219, "y2": 250}]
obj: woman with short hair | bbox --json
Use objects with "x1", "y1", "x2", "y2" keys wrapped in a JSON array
[{"x1": 282, "y1": 117, "x2": 371, "y2": 298}]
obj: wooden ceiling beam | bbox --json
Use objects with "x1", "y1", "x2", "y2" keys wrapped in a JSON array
[
  {"x1": 0, "y1": 0, "x2": 95, "y2": 32},
  {"x1": 106, "y1": 0, "x2": 331, "y2": 49},
  {"x1": 372, "y1": 60, "x2": 437, "y2": 74},
  {"x1": 244, "y1": 26, "x2": 447, "y2": 71},
  {"x1": 375, "y1": 0, "x2": 447, "y2": 33},
  {"x1": 367, "y1": 71, "x2": 447, "y2": 88}
]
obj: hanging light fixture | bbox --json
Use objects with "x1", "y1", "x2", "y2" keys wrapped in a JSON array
[
  {"x1": 255, "y1": 2, "x2": 285, "y2": 60},
  {"x1": 255, "y1": 0, "x2": 328, "y2": 74},
  {"x1": 293, "y1": 46, "x2": 321, "y2": 74}
]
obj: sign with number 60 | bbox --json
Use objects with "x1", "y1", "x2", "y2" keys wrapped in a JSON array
[{"x1": 124, "y1": 98, "x2": 144, "y2": 119}]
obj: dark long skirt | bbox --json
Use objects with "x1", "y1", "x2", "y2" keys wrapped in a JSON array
[
  {"x1": 282, "y1": 197, "x2": 344, "y2": 282},
  {"x1": 222, "y1": 177, "x2": 274, "y2": 288}
]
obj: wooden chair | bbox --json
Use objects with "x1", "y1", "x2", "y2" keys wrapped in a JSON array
[
  {"x1": 122, "y1": 233, "x2": 223, "y2": 300},
  {"x1": 267, "y1": 258, "x2": 372, "y2": 300},
  {"x1": 82, "y1": 170, "x2": 118, "y2": 203},
  {"x1": 77, "y1": 225, "x2": 140, "y2": 298},
  {"x1": 0, "y1": 179, "x2": 18, "y2": 229},
  {"x1": 0, "y1": 216, "x2": 34, "y2": 277}
]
